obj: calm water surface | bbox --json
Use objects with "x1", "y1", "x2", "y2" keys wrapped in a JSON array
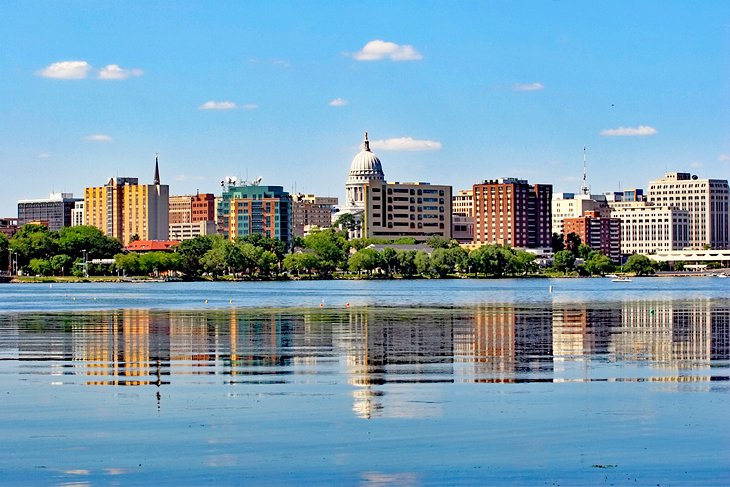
[{"x1": 0, "y1": 279, "x2": 728, "y2": 485}]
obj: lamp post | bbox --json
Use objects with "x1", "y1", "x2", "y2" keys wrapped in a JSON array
[{"x1": 82, "y1": 249, "x2": 88, "y2": 277}]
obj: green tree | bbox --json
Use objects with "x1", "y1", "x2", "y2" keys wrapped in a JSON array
[
  {"x1": 551, "y1": 233, "x2": 565, "y2": 253},
  {"x1": 397, "y1": 250, "x2": 418, "y2": 277},
  {"x1": 303, "y1": 229, "x2": 347, "y2": 276},
  {"x1": 380, "y1": 248, "x2": 399, "y2": 276},
  {"x1": 414, "y1": 251, "x2": 431, "y2": 276},
  {"x1": 577, "y1": 243, "x2": 593, "y2": 260},
  {"x1": 582, "y1": 251, "x2": 615, "y2": 276},
  {"x1": 9, "y1": 224, "x2": 57, "y2": 266},
  {"x1": 57, "y1": 225, "x2": 122, "y2": 260},
  {"x1": 0, "y1": 233, "x2": 8, "y2": 271},
  {"x1": 426, "y1": 235, "x2": 451, "y2": 249},
  {"x1": 258, "y1": 250, "x2": 278, "y2": 277},
  {"x1": 565, "y1": 232, "x2": 582, "y2": 256},
  {"x1": 348, "y1": 248, "x2": 382, "y2": 275},
  {"x1": 115, "y1": 253, "x2": 141, "y2": 276},
  {"x1": 553, "y1": 250, "x2": 576, "y2": 274},
  {"x1": 283, "y1": 252, "x2": 320, "y2": 276},
  {"x1": 513, "y1": 250, "x2": 537, "y2": 275},
  {"x1": 333, "y1": 212, "x2": 357, "y2": 232},
  {"x1": 50, "y1": 254, "x2": 73, "y2": 276},
  {"x1": 624, "y1": 254, "x2": 655, "y2": 276},
  {"x1": 28, "y1": 258, "x2": 52, "y2": 276},
  {"x1": 176, "y1": 235, "x2": 216, "y2": 277}
]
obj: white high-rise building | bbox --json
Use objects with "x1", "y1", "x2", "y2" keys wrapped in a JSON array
[
  {"x1": 551, "y1": 192, "x2": 609, "y2": 236},
  {"x1": 647, "y1": 172, "x2": 729, "y2": 249}
]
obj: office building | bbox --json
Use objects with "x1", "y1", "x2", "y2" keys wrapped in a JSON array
[
  {"x1": 217, "y1": 184, "x2": 291, "y2": 245},
  {"x1": 17, "y1": 192, "x2": 81, "y2": 231},
  {"x1": 71, "y1": 201, "x2": 85, "y2": 227},
  {"x1": 362, "y1": 181, "x2": 452, "y2": 241},
  {"x1": 452, "y1": 189, "x2": 474, "y2": 216},
  {"x1": 0, "y1": 218, "x2": 18, "y2": 238},
  {"x1": 169, "y1": 193, "x2": 216, "y2": 225},
  {"x1": 563, "y1": 210, "x2": 621, "y2": 262},
  {"x1": 169, "y1": 221, "x2": 217, "y2": 241},
  {"x1": 647, "y1": 172, "x2": 729, "y2": 249},
  {"x1": 609, "y1": 201, "x2": 689, "y2": 254},
  {"x1": 84, "y1": 158, "x2": 169, "y2": 244},
  {"x1": 473, "y1": 178, "x2": 552, "y2": 248},
  {"x1": 292, "y1": 193, "x2": 338, "y2": 237}
]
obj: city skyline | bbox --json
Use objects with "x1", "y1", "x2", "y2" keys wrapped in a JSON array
[{"x1": 2, "y1": 1, "x2": 729, "y2": 217}]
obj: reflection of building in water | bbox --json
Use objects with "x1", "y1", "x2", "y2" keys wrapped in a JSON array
[
  {"x1": 339, "y1": 309, "x2": 454, "y2": 419},
  {"x1": 75, "y1": 309, "x2": 170, "y2": 386},
  {"x1": 453, "y1": 305, "x2": 553, "y2": 382},
  {"x1": 613, "y1": 300, "x2": 730, "y2": 364},
  {"x1": 552, "y1": 305, "x2": 620, "y2": 359}
]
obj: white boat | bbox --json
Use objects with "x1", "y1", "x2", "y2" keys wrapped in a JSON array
[{"x1": 612, "y1": 276, "x2": 632, "y2": 282}]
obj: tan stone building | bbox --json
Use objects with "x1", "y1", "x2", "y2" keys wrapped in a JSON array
[
  {"x1": 84, "y1": 159, "x2": 169, "y2": 244},
  {"x1": 292, "y1": 193, "x2": 338, "y2": 237},
  {"x1": 362, "y1": 181, "x2": 452, "y2": 241},
  {"x1": 647, "y1": 172, "x2": 729, "y2": 249},
  {"x1": 609, "y1": 201, "x2": 689, "y2": 254}
]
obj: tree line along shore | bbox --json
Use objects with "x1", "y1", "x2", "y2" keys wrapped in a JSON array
[{"x1": 1, "y1": 223, "x2": 664, "y2": 282}]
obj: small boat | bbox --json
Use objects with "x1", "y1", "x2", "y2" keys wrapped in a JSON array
[
  {"x1": 716, "y1": 274, "x2": 728, "y2": 279},
  {"x1": 605, "y1": 274, "x2": 618, "y2": 279},
  {"x1": 612, "y1": 276, "x2": 632, "y2": 282}
]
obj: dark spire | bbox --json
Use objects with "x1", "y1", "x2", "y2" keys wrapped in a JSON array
[
  {"x1": 363, "y1": 131, "x2": 370, "y2": 152},
  {"x1": 153, "y1": 154, "x2": 160, "y2": 185}
]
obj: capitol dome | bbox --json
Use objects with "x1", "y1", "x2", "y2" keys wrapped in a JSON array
[{"x1": 347, "y1": 132, "x2": 385, "y2": 184}]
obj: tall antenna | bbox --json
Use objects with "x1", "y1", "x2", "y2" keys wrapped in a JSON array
[{"x1": 580, "y1": 146, "x2": 590, "y2": 196}]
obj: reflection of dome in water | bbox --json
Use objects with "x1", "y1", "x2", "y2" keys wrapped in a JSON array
[{"x1": 347, "y1": 132, "x2": 385, "y2": 184}]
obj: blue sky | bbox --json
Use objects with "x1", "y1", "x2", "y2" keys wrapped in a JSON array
[{"x1": 1, "y1": 1, "x2": 728, "y2": 216}]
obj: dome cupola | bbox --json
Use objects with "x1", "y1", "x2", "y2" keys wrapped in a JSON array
[{"x1": 347, "y1": 132, "x2": 385, "y2": 184}]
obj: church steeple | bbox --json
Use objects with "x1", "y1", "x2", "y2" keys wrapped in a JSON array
[{"x1": 153, "y1": 154, "x2": 160, "y2": 185}]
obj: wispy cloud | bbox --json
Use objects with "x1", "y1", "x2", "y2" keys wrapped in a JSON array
[
  {"x1": 329, "y1": 98, "x2": 348, "y2": 107},
  {"x1": 98, "y1": 64, "x2": 143, "y2": 80},
  {"x1": 370, "y1": 137, "x2": 442, "y2": 151},
  {"x1": 37, "y1": 61, "x2": 142, "y2": 80},
  {"x1": 242, "y1": 103, "x2": 258, "y2": 110},
  {"x1": 600, "y1": 125, "x2": 657, "y2": 137},
  {"x1": 37, "y1": 152, "x2": 51, "y2": 159},
  {"x1": 512, "y1": 82, "x2": 544, "y2": 92},
  {"x1": 199, "y1": 101, "x2": 237, "y2": 110},
  {"x1": 84, "y1": 134, "x2": 113, "y2": 142},
  {"x1": 37, "y1": 60, "x2": 92, "y2": 79},
  {"x1": 718, "y1": 154, "x2": 730, "y2": 162},
  {"x1": 352, "y1": 40, "x2": 422, "y2": 61},
  {"x1": 690, "y1": 161, "x2": 703, "y2": 169}
]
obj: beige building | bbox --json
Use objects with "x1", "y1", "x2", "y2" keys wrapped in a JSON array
[
  {"x1": 292, "y1": 193, "x2": 338, "y2": 237},
  {"x1": 363, "y1": 181, "x2": 452, "y2": 241},
  {"x1": 609, "y1": 201, "x2": 689, "y2": 254},
  {"x1": 84, "y1": 159, "x2": 169, "y2": 244},
  {"x1": 169, "y1": 221, "x2": 217, "y2": 241},
  {"x1": 452, "y1": 189, "x2": 473, "y2": 216},
  {"x1": 647, "y1": 172, "x2": 729, "y2": 249},
  {"x1": 71, "y1": 201, "x2": 85, "y2": 227},
  {"x1": 551, "y1": 192, "x2": 609, "y2": 237}
]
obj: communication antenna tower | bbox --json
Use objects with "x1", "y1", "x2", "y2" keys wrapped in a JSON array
[{"x1": 580, "y1": 146, "x2": 590, "y2": 196}]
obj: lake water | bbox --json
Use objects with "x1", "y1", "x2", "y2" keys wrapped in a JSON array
[{"x1": 1, "y1": 278, "x2": 729, "y2": 485}]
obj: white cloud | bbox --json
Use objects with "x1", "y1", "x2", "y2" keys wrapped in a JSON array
[
  {"x1": 242, "y1": 103, "x2": 258, "y2": 110},
  {"x1": 690, "y1": 161, "x2": 703, "y2": 169},
  {"x1": 98, "y1": 64, "x2": 143, "y2": 80},
  {"x1": 512, "y1": 82, "x2": 544, "y2": 92},
  {"x1": 352, "y1": 40, "x2": 423, "y2": 61},
  {"x1": 37, "y1": 61, "x2": 92, "y2": 79},
  {"x1": 329, "y1": 98, "x2": 348, "y2": 107},
  {"x1": 600, "y1": 125, "x2": 657, "y2": 137},
  {"x1": 37, "y1": 152, "x2": 51, "y2": 159},
  {"x1": 199, "y1": 101, "x2": 237, "y2": 110},
  {"x1": 84, "y1": 134, "x2": 113, "y2": 142},
  {"x1": 718, "y1": 154, "x2": 730, "y2": 162},
  {"x1": 370, "y1": 137, "x2": 442, "y2": 151}
]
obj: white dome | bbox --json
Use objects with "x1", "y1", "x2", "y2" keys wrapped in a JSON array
[{"x1": 347, "y1": 132, "x2": 385, "y2": 184}]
